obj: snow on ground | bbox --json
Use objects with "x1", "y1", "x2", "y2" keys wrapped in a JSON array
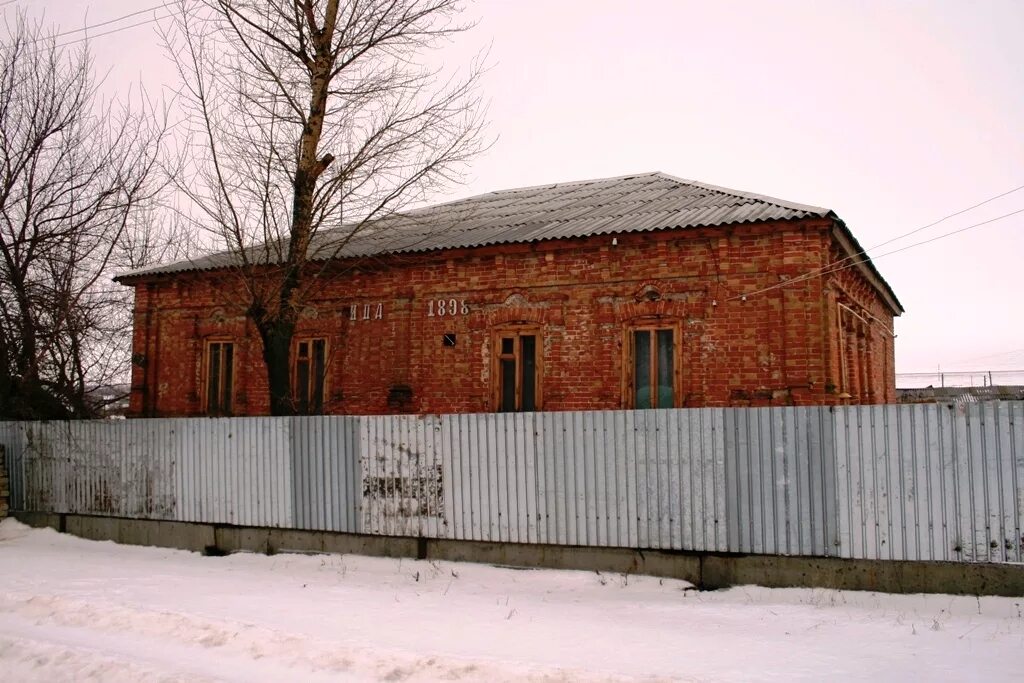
[{"x1": 0, "y1": 519, "x2": 1022, "y2": 682}]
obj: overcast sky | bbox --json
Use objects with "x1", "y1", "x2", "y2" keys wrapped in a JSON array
[{"x1": 12, "y1": 0, "x2": 1024, "y2": 379}]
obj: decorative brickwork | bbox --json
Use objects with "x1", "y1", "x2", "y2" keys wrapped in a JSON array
[{"x1": 122, "y1": 217, "x2": 900, "y2": 416}]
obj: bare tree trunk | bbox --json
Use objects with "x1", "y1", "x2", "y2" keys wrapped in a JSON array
[
  {"x1": 255, "y1": 316, "x2": 297, "y2": 416},
  {"x1": 164, "y1": 0, "x2": 486, "y2": 415}
]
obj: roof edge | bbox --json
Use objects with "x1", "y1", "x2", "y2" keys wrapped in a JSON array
[{"x1": 830, "y1": 219, "x2": 904, "y2": 316}]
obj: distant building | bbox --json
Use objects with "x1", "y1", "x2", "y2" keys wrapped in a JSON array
[
  {"x1": 85, "y1": 384, "x2": 131, "y2": 418},
  {"x1": 115, "y1": 173, "x2": 902, "y2": 417},
  {"x1": 898, "y1": 386, "x2": 1024, "y2": 405}
]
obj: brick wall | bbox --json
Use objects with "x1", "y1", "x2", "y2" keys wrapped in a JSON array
[{"x1": 124, "y1": 217, "x2": 899, "y2": 416}]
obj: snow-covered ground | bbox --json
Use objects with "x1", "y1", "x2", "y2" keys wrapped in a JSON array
[{"x1": 0, "y1": 519, "x2": 1021, "y2": 682}]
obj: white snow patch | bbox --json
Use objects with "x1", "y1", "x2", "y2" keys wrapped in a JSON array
[{"x1": 1, "y1": 518, "x2": 1022, "y2": 681}]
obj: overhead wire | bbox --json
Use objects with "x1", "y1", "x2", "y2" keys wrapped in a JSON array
[
  {"x1": 53, "y1": 13, "x2": 175, "y2": 50},
  {"x1": 1, "y1": 2, "x2": 183, "y2": 51},
  {"x1": 42, "y1": 2, "x2": 171, "y2": 42},
  {"x1": 727, "y1": 189, "x2": 1024, "y2": 302},
  {"x1": 863, "y1": 183, "x2": 1024, "y2": 254}
]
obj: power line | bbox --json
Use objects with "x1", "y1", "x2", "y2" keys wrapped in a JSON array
[
  {"x1": 866, "y1": 183, "x2": 1024, "y2": 254},
  {"x1": 727, "y1": 183, "x2": 1024, "y2": 301},
  {"x1": 53, "y1": 13, "x2": 174, "y2": 50},
  {"x1": 896, "y1": 369, "x2": 1024, "y2": 376},
  {"x1": 2, "y1": 2, "x2": 183, "y2": 51},
  {"x1": 728, "y1": 205, "x2": 1024, "y2": 301},
  {"x1": 46, "y1": 3, "x2": 171, "y2": 42}
]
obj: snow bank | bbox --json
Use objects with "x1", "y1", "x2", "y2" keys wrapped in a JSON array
[{"x1": 1, "y1": 518, "x2": 1022, "y2": 681}]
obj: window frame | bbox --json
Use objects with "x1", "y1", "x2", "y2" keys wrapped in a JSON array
[
  {"x1": 623, "y1": 321, "x2": 681, "y2": 410},
  {"x1": 203, "y1": 339, "x2": 235, "y2": 416},
  {"x1": 491, "y1": 327, "x2": 543, "y2": 412},
  {"x1": 293, "y1": 337, "x2": 328, "y2": 415}
]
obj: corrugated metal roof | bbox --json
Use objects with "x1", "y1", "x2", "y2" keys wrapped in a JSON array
[{"x1": 116, "y1": 172, "x2": 835, "y2": 280}]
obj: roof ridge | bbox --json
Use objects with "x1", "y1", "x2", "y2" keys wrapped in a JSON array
[
  {"x1": 487, "y1": 171, "x2": 663, "y2": 196},
  {"x1": 400, "y1": 171, "x2": 664, "y2": 215},
  {"x1": 655, "y1": 173, "x2": 832, "y2": 215}
]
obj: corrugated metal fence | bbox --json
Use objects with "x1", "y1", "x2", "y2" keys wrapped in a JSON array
[{"x1": 1, "y1": 402, "x2": 1021, "y2": 563}]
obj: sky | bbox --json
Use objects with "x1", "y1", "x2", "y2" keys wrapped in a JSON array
[{"x1": 9, "y1": 0, "x2": 1024, "y2": 380}]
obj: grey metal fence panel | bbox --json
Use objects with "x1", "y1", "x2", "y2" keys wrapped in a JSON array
[
  {"x1": 360, "y1": 414, "x2": 447, "y2": 538},
  {"x1": 725, "y1": 406, "x2": 835, "y2": 557},
  {"x1": 355, "y1": 409, "x2": 728, "y2": 551},
  {"x1": 289, "y1": 416, "x2": 359, "y2": 533},
  {"x1": 0, "y1": 421, "x2": 175, "y2": 519},
  {"x1": 0, "y1": 418, "x2": 295, "y2": 528},
  {"x1": 833, "y1": 402, "x2": 1024, "y2": 562},
  {"x1": 173, "y1": 417, "x2": 292, "y2": 527},
  {"x1": 3, "y1": 402, "x2": 1022, "y2": 564}
]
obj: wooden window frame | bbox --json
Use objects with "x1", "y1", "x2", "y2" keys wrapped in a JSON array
[
  {"x1": 491, "y1": 327, "x2": 543, "y2": 412},
  {"x1": 622, "y1": 321, "x2": 682, "y2": 409},
  {"x1": 203, "y1": 339, "x2": 235, "y2": 416},
  {"x1": 293, "y1": 337, "x2": 328, "y2": 415}
]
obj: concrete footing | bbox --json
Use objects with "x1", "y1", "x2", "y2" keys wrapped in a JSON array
[{"x1": 12, "y1": 511, "x2": 1024, "y2": 596}]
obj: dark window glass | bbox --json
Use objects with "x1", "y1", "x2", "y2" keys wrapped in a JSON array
[
  {"x1": 496, "y1": 332, "x2": 540, "y2": 412},
  {"x1": 520, "y1": 335, "x2": 536, "y2": 411},
  {"x1": 208, "y1": 344, "x2": 221, "y2": 411},
  {"x1": 296, "y1": 343, "x2": 310, "y2": 414},
  {"x1": 632, "y1": 328, "x2": 674, "y2": 409},
  {"x1": 500, "y1": 359, "x2": 517, "y2": 411},
  {"x1": 657, "y1": 329, "x2": 674, "y2": 409},
  {"x1": 222, "y1": 344, "x2": 233, "y2": 412},
  {"x1": 634, "y1": 330, "x2": 651, "y2": 409},
  {"x1": 311, "y1": 339, "x2": 326, "y2": 414},
  {"x1": 294, "y1": 339, "x2": 326, "y2": 414},
  {"x1": 206, "y1": 342, "x2": 234, "y2": 415}
]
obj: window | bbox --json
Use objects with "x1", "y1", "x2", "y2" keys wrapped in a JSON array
[
  {"x1": 493, "y1": 331, "x2": 540, "y2": 412},
  {"x1": 294, "y1": 338, "x2": 327, "y2": 414},
  {"x1": 627, "y1": 327, "x2": 676, "y2": 409},
  {"x1": 204, "y1": 341, "x2": 234, "y2": 415}
]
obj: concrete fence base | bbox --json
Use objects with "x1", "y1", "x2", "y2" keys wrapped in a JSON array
[{"x1": 12, "y1": 510, "x2": 1024, "y2": 597}]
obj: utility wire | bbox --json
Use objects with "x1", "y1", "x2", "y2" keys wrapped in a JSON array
[
  {"x1": 53, "y1": 13, "x2": 174, "y2": 50},
  {"x1": 3, "y1": 2, "x2": 184, "y2": 51},
  {"x1": 44, "y1": 3, "x2": 171, "y2": 42},
  {"x1": 728, "y1": 205, "x2": 1024, "y2": 301},
  {"x1": 866, "y1": 183, "x2": 1024, "y2": 254},
  {"x1": 896, "y1": 369, "x2": 1024, "y2": 376},
  {"x1": 727, "y1": 183, "x2": 1024, "y2": 301}
]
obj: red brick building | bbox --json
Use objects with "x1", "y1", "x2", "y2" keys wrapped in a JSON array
[{"x1": 116, "y1": 173, "x2": 902, "y2": 417}]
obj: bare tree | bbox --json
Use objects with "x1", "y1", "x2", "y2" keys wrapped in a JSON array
[
  {"x1": 0, "y1": 15, "x2": 170, "y2": 419},
  {"x1": 163, "y1": 0, "x2": 486, "y2": 415}
]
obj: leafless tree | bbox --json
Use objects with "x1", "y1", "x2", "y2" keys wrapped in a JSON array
[
  {"x1": 0, "y1": 15, "x2": 170, "y2": 419},
  {"x1": 163, "y1": 0, "x2": 486, "y2": 415}
]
